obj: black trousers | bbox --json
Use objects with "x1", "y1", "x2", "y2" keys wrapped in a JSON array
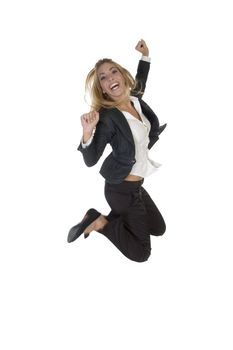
[{"x1": 99, "y1": 179, "x2": 166, "y2": 263}]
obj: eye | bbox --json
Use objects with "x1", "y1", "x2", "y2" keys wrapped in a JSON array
[
  {"x1": 112, "y1": 69, "x2": 118, "y2": 74},
  {"x1": 100, "y1": 76, "x2": 106, "y2": 81}
]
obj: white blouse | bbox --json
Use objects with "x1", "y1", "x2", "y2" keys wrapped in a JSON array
[{"x1": 121, "y1": 96, "x2": 160, "y2": 178}]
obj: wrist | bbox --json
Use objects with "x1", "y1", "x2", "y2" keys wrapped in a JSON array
[
  {"x1": 141, "y1": 55, "x2": 151, "y2": 62},
  {"x1": 83, "y1": 132, "x2": 93, "y2": 143}
]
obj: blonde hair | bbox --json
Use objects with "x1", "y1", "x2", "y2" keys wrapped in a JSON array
[{"x1": 85, "y1": 58, "x2": 139, "y2": 111}]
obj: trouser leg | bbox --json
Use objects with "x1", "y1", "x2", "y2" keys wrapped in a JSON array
[
  {"x1": 100, "y1": 181, "x2": 151, "y2": 263},
  {"x1": 140, "y1": 187, "x2": 166, "y2": 236}
]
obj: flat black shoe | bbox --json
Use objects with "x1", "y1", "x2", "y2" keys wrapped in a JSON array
[{"x1": 67, "y1": 208, "x2": 101, "y2": 243}]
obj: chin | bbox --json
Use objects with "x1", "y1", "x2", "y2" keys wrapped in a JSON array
[{"x1": 112, "y1": 91, "x2": 124, "y2": 99}]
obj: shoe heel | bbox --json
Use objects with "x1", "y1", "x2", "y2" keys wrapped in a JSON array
[{"x1": 84, "y1": 233, "x2": 90, "y2": 239}]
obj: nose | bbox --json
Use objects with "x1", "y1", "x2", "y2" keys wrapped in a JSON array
[{"x1": 107, "y1": 75, "x2": 113, "y2": 82}]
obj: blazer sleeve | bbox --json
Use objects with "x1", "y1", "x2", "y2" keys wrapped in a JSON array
[
  {"x1": 131, "y1": 59, "x2": 150, "y2": 98},
  {"x1": 77, "y1": 113, "x2": 114, "y2": 167}
]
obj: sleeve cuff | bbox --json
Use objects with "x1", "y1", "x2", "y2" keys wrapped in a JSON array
[
  {"x1": 81, "y1": 135, "x2": 94, "y2": 148},
  {"x1": 141, "y1": 55, "x2": 151, "y2": 62}
]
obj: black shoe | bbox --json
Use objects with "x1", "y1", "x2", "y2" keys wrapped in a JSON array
[{"x1": 67, "y1": 208, "x2": 101, "y2": 243}]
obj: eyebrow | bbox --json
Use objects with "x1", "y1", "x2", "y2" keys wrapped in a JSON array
[{"x1": 98, "y1": 66, "x2": 116, "y2": 76}]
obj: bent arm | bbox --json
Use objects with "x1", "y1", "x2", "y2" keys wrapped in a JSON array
[{"x1": 78, "y1": 115, "x2": 113, "y2": 167}]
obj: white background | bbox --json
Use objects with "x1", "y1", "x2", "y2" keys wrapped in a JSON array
[{"x1": 0, "y1": 0, "x2": 232, "y2": 349}]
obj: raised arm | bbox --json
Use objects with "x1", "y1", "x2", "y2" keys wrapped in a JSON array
[
  {"x1": 135, "y1": 40, "x2": 167, "y2": 138},
  {"x1": 132, "y1": 39, "x2": 151, "y2": 97}
]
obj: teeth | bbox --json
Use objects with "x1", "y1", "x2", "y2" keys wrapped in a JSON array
[{"x1": 110, "y1": 83, "x2": 119, "y2": 90}]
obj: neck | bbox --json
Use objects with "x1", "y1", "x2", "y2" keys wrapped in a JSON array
[
  {"x1": 116, "y1": 99, "x2": 131, "y2": 110},
  {"x1": 113, "y1": 91, "x2": 131, "y2": 109}
]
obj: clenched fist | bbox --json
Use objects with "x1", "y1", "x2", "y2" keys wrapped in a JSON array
[
  {"x1": 81, "y1": 111, "x2": 99, "y2": 143},
  {"x1": 135, "y1": 39, "x2": 149, "y2": 57}
]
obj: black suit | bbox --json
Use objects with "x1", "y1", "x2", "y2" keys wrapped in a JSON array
[
  {"x1": 78, "y1": 60, "x2": 166, "y2": 184},
  {"x1": 78, "y1": 59, "x2": 166, "y2": 262}
]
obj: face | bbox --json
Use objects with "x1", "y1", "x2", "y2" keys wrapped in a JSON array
[{"x1": 97, "y1": 62, "x2": 126, "y2": 100}]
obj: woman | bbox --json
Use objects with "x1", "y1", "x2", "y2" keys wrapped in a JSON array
[{"x1": 68, "y1": 39, "x2": 166, "y2": 263}]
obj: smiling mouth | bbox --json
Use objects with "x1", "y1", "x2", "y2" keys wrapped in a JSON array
[{"x1": 110, "y1": 83, "x2": 119, "y2": 91}]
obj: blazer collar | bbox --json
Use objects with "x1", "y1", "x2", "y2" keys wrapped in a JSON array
[
  {"x1": 101, "y1": 98, "x2": 157, "y2": 145},
  {"x1": 108, "y1": 108, "x2": 135, "y2": 146}
]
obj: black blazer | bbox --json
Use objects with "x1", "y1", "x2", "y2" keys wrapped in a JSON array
[{"x1": 78, "y1": 60, "x2": 167, "y2": 184}]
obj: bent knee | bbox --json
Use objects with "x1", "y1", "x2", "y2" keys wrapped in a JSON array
[
  {"x1": 135, "y1": 248, "x2": 151, "y2": 263},
  {"x1": 158, "y1": 220, "x2": 166, "y2": 236}
]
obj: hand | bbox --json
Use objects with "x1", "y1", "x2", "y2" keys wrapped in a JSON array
[
  {"x1": 81, "y1": 111, "x2": 99, "y2": 141},
  {"x1": 135, "y1": 39, "x2": 149, "y2": 57}
]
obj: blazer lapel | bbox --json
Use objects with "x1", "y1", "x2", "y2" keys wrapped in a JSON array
[
  {"x1": 109, "y1": 108, "x2": 135, "y2": 146},
  {"x1": 140, "y1": 99, "x2": 159, "y2": 134}
]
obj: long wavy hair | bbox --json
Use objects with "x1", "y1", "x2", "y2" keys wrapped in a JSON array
[{"x1": 85, "y1": 58, "x2": 139, "y2": 111}]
